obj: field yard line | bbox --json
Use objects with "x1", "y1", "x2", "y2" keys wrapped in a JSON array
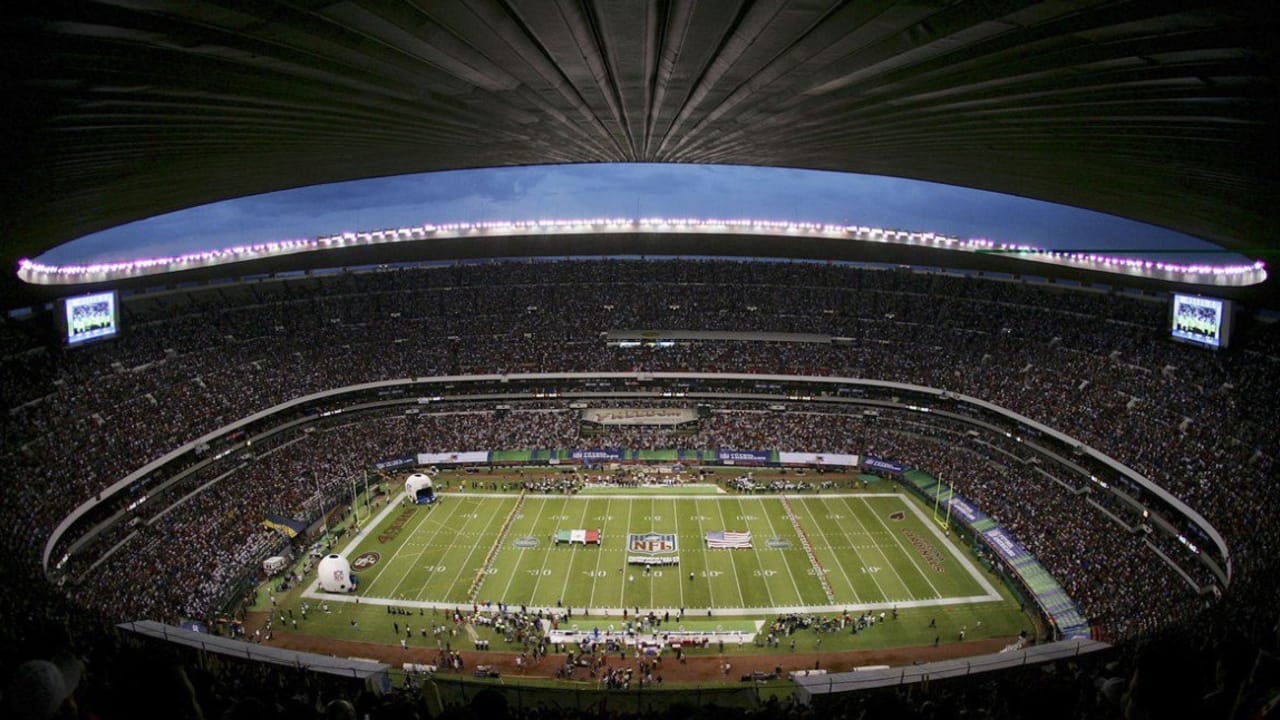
[
  {"x1": 306, "y1": 591, "x2": 998, "y2": 616},
  {"x1": 373, "y1": 498, "x2": 464, "y2": 599},
  {"x1": 759, "y1": 497, "x2": 809, "y2": 605},
  {"x1": 441, "y1": 492, "x2": 909, "y2": 501},
  {"x1": 313, "y1": 490, "x2": 1007, "y2": 614},
  {"x1": 900, "y1": 495, "x2": 1002, "y2": 600},
  {"x1": 829, "y1": 495, "x2": 912, "y2": 601},
  {"x1": 496, "y1": 495, "x2": 551, "y2": 602},
  {"x1": 346, "y1": 492, "x2": 419, "y2": 596},
  {"x1": 796, "y1": 496, "x2": 884, "y2": 601},
  {"x1": 428, "y1": 498, "x2": 511, "y2": 603},
  {"x1": 585, "y1": 498, "x2": 612, "y2": 609},
  {"x1": 553, "y1": 496, "x2": 594, "y2": 605},
  {"x1": 691, "y1": 499, "x2": 717, "y2": 609},
  {"x1": 648, "y1": 497, "x2": 657, "y2": 609},
  {"x1": 525, "y1": 497, "x2": 571, "y2": 603},
  {"x1": 714, "y1": 497, "x2": 750, "y2": 607},
  {"x1": 671, "y1": 496, "x2": 685, "y2": 609},
  {"x1": 619, "y1": 498, "x2": 634, "y2": 608},
  {"x1": 855, "y1": 496, "x2": 944, "y2": 599}
]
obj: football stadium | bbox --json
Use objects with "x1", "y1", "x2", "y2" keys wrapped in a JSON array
[{"x1": 1, "y1": 4, "x2": 1278, "y2": 720}]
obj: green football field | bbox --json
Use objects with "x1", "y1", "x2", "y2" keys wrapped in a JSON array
[{"x1": 320, "y1": 489, "x2": 1002, "y2": 614}]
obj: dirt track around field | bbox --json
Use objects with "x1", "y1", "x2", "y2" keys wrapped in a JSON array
[{"x1": 245, "y1": 611, "x2": 1014, "y2": 684}]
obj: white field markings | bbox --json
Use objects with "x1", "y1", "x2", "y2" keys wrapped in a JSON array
[
  {"x1": 630, "y1": 495, "x2": 664, "y2": 609},
  {"x1": 305, "y1": 491, "x2": 415, "y2": 597},
  {"x1": 647, "y1": 497, "x2": 657, "y2": 609},
  {"x1": 737, "y1": 496, "x2": 785, "y2": 607},
  {"x1": 648, "y1": 497, "x2": 682, "y2": 610},
  {"x1": 822, "y1": 495, "x2": 914, "y2": 601},
  {"x1": 558, "y1": 491, "x2": 596, "y2": 604},
  {"x1": 443, "y1": 492, "x2": 910, "y2": 502},
  {"x1": 524, "y1": 491, "x2": 588, "y2": 604},
  {"x1": 518, "y1": 496, "x2": 573, "y2": 605},
  {"x1": 794, "y1": 496, "x2": 889, "y2": 603},
  {"x1": 549, "y1": 496, "x2": 594, "y2": 606},
  {"x1": 718, "y1": 496, "x2": 766, "y2": 608},
  {"x1": 898, "y1": 494, "x2": 1002, "y2": 600},
  {"x1": 585, "y1": 498, "x2": 614, "y2": 609},
  {"x1": 619, "y1": 497, "x2": 636, "y2": 608},
  {"x1": 671, "y1": 496, "x2": 685, "y2": 609},
  {"x1": 845, "y1": 495, "x2": 942, "y2": 600},
  {"x1": 334, "y1": 493, "x2": 416, "y2": 596},
  {"x1": 632, "y1": 495, "x2": 668, "y2": 609},
  {"x1": 691, "y1": 498, "x2": 716, "y2": 609},
  {"x1": 758, "y1": 497, "x2": 811, "y2": 606},
  {"x1": 655, "y1": 497, "x2": 675, "y2": 607},
  {"x1": 422, "y1": 497, "x2": 512, "y2": 603},
  {"x1": 308, "y1": 492, "x2": 1003, "y2": 613},
  {"x1": 496, "y1": 494, "x2": 553, "y2": 602},
  {"x1": 367, "y1": 498, "x2": 466, "y2": 599}
]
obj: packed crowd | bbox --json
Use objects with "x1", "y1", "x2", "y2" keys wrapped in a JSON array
[
  {"x1": 1, "y1": 258, "x2": 1278, "y2": 716},
  {"x1": 49, "y1": 395, "x2": 1200, "y2": 646},
  {"x1": 62, "y1": 432, "x2": 362, "y2": 622}
]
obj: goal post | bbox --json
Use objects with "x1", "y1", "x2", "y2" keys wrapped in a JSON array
[{"x1": 932, "y1": 476, "x2": 952, "y2": 532}]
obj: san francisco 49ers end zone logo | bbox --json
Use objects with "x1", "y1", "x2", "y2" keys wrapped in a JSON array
[{"x1": 352, "y1": 552, "x2": 381, "y2": 570}]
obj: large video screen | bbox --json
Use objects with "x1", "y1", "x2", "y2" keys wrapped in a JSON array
[
  {"x1": 1170, "y1": 293, "x2": 1231, "y2": 349},
  {"x1": 62, "y1": 290, "x2": 120, "y2": 346}
]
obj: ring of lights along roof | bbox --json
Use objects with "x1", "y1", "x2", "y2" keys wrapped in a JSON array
[{"x1": 18, "y1": 218, "x2": 1266, "y2": 287}]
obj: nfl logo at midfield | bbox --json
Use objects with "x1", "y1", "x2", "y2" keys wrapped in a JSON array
[{"x1": 628, "y1": 532, "x2": 677, "y2": 555}]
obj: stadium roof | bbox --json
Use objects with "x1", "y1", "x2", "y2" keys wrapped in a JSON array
[{"x1": 2, "y1": 1, "x2": 1277, "y2": 303}]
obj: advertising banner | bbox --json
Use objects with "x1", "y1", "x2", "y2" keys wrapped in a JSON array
[
  {"x1": 373, "y1": 456, "x2": 416, "y2": 471},
  {"x1": 262, "y1": 515, "x2": 307, "y2": 538},
  {"x1": 416, "y1": 451, "x2": 489, "y2": 465},
  {"x1": 779, "y1": 452, "x2": 859, "y2": 466},
  {"x1": 635, "y1": 449, "x2": 680, "y2": 462},
  {"x1": 862, "y1": 456, "x2": 907, "y2": 474},
  {"x1": 570, "y1": 448, "x2": 625, "y2": 461},
  {"x1": 946, "y1": 496, "x2": 988, "y2": 526},
  {"x1": 717, "y1": 450, "x2": 774, "y2": 464},
  {"x1": 981, "y1": 527, "x2": 1030, "y2": 563},
  {"x1": 582, "y1": 408, "x2": 698, "y2": 426},
  {"x1": 490, "y1": 450, "x2": 532, "y2": 464}
]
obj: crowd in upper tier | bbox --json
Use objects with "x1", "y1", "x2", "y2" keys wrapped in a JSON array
[{"x1": 0, "y1": 260, "x2": 1276, "y2": 663}]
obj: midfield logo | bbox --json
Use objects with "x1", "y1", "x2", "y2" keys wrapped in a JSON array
[{"x1": 628, "y1": 532, "x2": 677, "y2": 555}]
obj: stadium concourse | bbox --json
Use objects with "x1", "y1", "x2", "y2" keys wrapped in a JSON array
[{"x1": 1, "y1": 259, "x2": 1278, "y2": 719}]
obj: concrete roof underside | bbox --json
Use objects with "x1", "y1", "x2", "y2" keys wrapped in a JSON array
[{"x1": 1, "y1": 1, "x2": 1277, "y2": 304}]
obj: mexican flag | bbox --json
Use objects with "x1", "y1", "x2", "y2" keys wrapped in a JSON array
[{"x1": 556, "y1": 529, "x2": 601, "y2": 544}]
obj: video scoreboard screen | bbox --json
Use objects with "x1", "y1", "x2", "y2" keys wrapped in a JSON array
[
  {"x1": 1169, "y1": 293, "x2": 1231, "y2": 349},
  {"x1": 61, "y1": 290, "x2": 120, "y2": 347}
]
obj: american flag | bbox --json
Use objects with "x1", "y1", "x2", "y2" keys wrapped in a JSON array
[{"x1": 705, "y1": 531, "x2": 752, "y2": 549}]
